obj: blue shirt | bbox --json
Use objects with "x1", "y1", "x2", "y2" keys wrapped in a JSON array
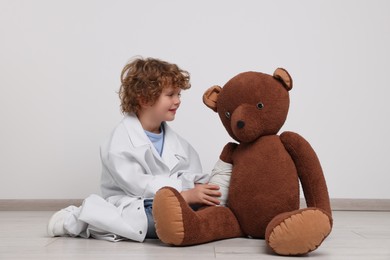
[{"x1": 144, "y1": 127, "x2": 164, "y2": 156}]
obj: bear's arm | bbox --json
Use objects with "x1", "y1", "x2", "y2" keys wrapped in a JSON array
[
  {"x1": 280, "y1": 131, "x2": 332, "y2": 216},
  {"x1": 219, "y1": 142, "x2": 238, "y2": 164}
]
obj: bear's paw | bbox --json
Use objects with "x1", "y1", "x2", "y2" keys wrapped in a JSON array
[{"x1": 267, "y1": 209, "x2": 331, "y2": 255}]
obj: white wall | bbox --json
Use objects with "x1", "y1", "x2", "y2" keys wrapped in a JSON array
[{"x1": 1, "y1": 0, "x2": 389, "y2": 199}]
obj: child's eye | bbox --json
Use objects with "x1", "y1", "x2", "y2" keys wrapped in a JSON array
[{"x1": 168, "y1": 92, "x2": 181, "y2": 97}]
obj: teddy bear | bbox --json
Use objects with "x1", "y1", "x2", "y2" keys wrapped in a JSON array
[{"x1": 152, "y1": 68, "x2": 333, "y2": 256}]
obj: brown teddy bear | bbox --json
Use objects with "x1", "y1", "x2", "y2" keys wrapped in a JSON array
[{"x1": 152, "y1": 68, "x2": 333, "y2": 256}]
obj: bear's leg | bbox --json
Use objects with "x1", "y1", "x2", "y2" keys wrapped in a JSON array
[
  {"x1": 265, "y1": 208, "x2": 332, "y2": 256},
  {"x1": 153, "y1": 187, "x2": 243, "y2": 246}
]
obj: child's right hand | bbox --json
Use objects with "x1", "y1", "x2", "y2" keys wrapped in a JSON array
[{"x1": 181, "y1": 184, "x2": 221, "y2": 206}]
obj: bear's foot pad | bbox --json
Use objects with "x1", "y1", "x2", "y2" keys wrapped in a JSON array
[
  {"x1": 153, "y1": 188, "x2": 185, "y2": 245},
  {"x1": 268, "y1": 209, "x2": 331, "y2": 255}
]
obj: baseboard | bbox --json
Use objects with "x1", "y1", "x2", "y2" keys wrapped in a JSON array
[
  {"x1": 0, "y1": 199, "x2": 83, "y2": 211},
  {"x1": 1, "y1": 198, "x2": 389, "y2": 211},
  {"x1": 328, "y1": 198, "x2": 390, "y2": 211}
]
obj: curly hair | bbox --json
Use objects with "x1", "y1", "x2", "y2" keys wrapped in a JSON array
[{"x1": 119, "y1": 57, "x2": 191, "y2": 114}]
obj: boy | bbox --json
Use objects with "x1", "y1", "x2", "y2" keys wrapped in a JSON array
[{"x1": 47, "y1": 57, "x2": 221, "y2": 241}]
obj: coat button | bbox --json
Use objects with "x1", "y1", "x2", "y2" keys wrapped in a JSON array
[
  {"x1": 137, "y1": 207, "x2": 141, "y2": 210},
  {"x1": 139, "y1": 231, "x2": 142, "y2": 234}
]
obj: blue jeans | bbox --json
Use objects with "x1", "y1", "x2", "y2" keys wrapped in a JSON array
[
  {"x1": 144, "y1": 199, "x2": 201, "y2": 239},
  {"x1": 144, "y1": 199, "x2": 158, "y2": 239}
]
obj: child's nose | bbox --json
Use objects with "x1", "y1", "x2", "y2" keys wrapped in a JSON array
[{"x1": 174, "y1": 96, "x2": 181, "y2": 104}]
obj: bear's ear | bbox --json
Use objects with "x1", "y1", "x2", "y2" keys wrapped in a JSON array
[
  {"x1": 203, "y1": 85, "x2": 222, "y2": 112},
  {"x1": 273, "y1": 68, "x2": 293, "y2": 91}
]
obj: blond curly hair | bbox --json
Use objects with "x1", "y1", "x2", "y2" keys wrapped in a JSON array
[{"x1": 119, "y1": 57, "x2": 191, "y2": 114}]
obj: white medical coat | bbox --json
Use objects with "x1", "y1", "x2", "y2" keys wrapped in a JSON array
[{"x1": 64, "y1": 113, "x2": 209, "y2": 242}]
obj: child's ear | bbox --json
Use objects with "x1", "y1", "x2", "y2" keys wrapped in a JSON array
[
  {"x1": 203, "y1": 85, "x2": 222, "y2": 112},
  {"x1": 139, "y1": 97, "x2": 151, "y2": 108}
]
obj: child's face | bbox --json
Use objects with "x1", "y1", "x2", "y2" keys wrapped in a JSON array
[{"x1": 148, "y1": 86, "x2": 182, "y2": 123}]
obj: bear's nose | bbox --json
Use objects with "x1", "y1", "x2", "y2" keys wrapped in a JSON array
[{"x1": 237, "y1": 120, "x2": 245, "y2": 129}]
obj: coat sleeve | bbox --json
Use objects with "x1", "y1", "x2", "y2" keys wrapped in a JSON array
[{"x1": 175, "y1": 141, "x2": 210, "y2": 191}]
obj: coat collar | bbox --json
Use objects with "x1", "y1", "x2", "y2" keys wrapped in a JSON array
[{"x1": 123, "y1": 113, "x2": 187, "y2": 170}]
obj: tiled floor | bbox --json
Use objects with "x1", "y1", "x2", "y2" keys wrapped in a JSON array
[{"x1": 0, "y1": 211, "x2": 389, "y2": 259}]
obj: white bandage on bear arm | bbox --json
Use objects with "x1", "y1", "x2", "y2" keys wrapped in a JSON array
[{"x1": 208, "y1": 159, "x2": 233, "y2": 206}]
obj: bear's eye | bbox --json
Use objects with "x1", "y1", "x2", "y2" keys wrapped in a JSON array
[
  {"x1": 225, "y1": 112, "x2": 231, "y2": 119},
  {"x1": 257, "y1": 102, "x2": 264, "y2": 110}
]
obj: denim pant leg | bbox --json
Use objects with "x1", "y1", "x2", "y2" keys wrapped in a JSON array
[{"x1": 144, "y1": 199, "x2": 158, "y2": 239}]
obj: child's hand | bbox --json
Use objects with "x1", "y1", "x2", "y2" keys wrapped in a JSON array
[{"x1": 181, "y1": 184, "x2": 221, "y2": 206}]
